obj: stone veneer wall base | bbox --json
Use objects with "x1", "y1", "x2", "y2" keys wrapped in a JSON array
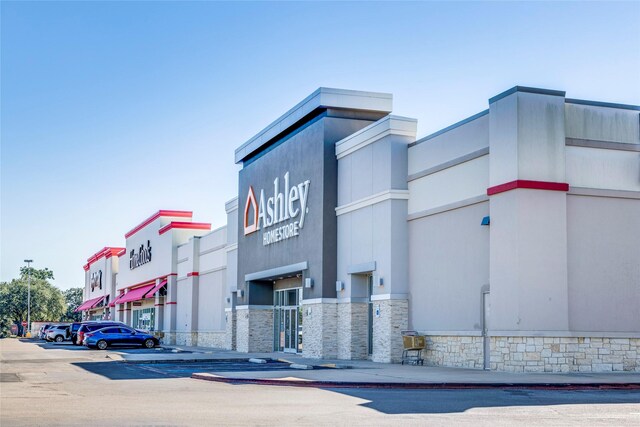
[
  {"x1": 236, "y1": 309, "x2": 273, "y2": 353},
  {"x1": 490, "y1": 336, "x2": 640, "y2": 373},
  {"x1": 420, "y1": 335, "x2": 639, "y2": 372},
  {"x1": 225, "y1": 311, "x2": 237, "y2": 350},
  {"x1": 163, "y1": 332, "x2": 177, "y2": 346},
  {"x1": 372, "y1": 299, "x2": 408, "y2": 363},
  {"x1": 337, "y1": 303, "x2": 368, "y2": 360},
  {"x1": 422, "y1": 336, "x2": 484, "y2": 369},
  {"x1": 302, "y1": 302, "x2": 338, "y2": 359},
  {"x1": 197, "y1": 331, "x2": 226, "y2": 348},
  {"x1": 175, "y1": 332, "x2": 198, "y2": 347}
]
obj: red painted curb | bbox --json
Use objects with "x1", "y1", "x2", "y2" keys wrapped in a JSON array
[{"x1": 190, "y1": 374, "x2": 640, "y2": 391}]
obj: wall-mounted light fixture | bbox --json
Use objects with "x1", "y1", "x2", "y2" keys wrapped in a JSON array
[
  {"x1": 225, "y1": 297, "x2": 231, "y2": 304},
  {"x1": 373, "y1": 275, "x2": 383, "y2": 287},
  {"x1": 237, "y1": 289, "x2": 244, "y2": 298},
  {"x1": 336, "y1": 281, "x2": 344, "y2": 292},
  {"x1": 305, "y1": 278, "x2": 314, "y2": 288}
]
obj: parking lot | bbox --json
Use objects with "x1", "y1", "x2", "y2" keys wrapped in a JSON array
[{"x1": 2, "y1": 338, "x2": 640, "y2": 427}]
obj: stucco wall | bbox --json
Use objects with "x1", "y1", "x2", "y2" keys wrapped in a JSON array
[
  {"x1": 565, "y1": 103, "x2": 639, "y2": 144},
  {"x1": 408, "y1": 201, "x2": 489, "y2": 332},
  {"x1": 408, "y1": 113, "x2": 489, "y2": 176},
  {"x1": 198, "y1": 269, "x2": 226, "y2": 331},
  {"x1": 566, "y1": 146, "x2": 640, "y2": 192},
  {"x1": 567, "y1": 194, "x2": 640, "y2": 332}
]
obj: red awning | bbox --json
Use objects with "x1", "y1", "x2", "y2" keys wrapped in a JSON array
[
  {"x1": 144, "y1": 280, "x2": 167, "y2": 299},
  {"x1": 74, "y1": 295, "x2": 105, "y2": 312},
  {"x1": 117, "y1": 284, "x2": 155, "y2": 305},
  {"x1": 109, "y1": 292, "x2": 124, "y2": 307}
]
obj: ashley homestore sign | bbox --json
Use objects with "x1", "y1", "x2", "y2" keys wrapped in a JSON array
[{"x1": 244, "y1": 172, "x2": 310, "y2": 246}]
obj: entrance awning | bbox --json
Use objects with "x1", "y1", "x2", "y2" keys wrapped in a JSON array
[
  {"x1": 117, "y1": 284, "x2": 155, "y2": 305},
  {"x1": 109, "y1": 292, "x2": 124, "y2": 307},
  {"x1": 74, "y1": 295, "x2": 105, "y2": 312},
  {"x1": 144, "y1": 279, "x2": 167, "y2": 299}
]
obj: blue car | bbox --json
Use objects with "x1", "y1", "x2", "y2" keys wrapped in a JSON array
[{"x1": 84, "y1": 326, "x2": 159, "y2": 350}]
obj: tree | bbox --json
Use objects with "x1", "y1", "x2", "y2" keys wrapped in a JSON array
[
  {"x1": 61, "y1": 288, "x2": 83, "y2": 322},
  {"x1": 20, "y1": 266, "x2": 54, "y2": 281},
  {"x1": 0, "y1": 278, "x2": 65, "y2": 336}
]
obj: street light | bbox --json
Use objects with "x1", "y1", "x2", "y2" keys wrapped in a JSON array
[{"x1": 24, "y1": 259, "x2": 33, "y2": 337}]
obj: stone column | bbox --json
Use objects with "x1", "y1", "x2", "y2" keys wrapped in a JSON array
[
  {"x1": 236, "y1": 307, "x2": 273, "y2": 353},
  {"x1": 372, "y1": 298, "x2": 408, "y2": 363},
  {"x1": 337, "y1": 302, "x2": 369, "y2": 360},
  {"x1": 224, "y1": 308, "x2": 236, "y2": 350},
  {"x1": 301, "y1": 301, "x2": 337, "y2": 359}
]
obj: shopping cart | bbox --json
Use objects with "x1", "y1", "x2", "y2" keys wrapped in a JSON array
[{"x1": 401, "y1": 330, "x2": 425, "y2": 365}]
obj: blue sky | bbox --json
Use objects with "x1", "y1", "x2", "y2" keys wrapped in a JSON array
[{"x1": 2, "y1": 1, "x2": 639, "y2": 290}]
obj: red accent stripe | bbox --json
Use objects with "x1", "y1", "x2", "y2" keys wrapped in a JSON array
[
  {"x1": 154, "y1": 304, "x2": 164, "y2": 306},
  {"x1": 187, "y1": 272, "x2": 199, "y2": 277},
  {"x1": 117, "y1": 248, "x2": 126, "y2": 257},
  {"x1": 166, "y1": 302, "x2": 177, "y2": 305},
  {"x1": 85, "y1": 247, "x2": 126, "y2": 268},
  {"x1": 487, "y1": 180, "x2": 569, "y2": 196},
  {"x1": 159, "y1": 222, "x2": 211, "y2": 235},
  {"x1": 124, "y1": 210, "x2": 193, "y2": 239}
]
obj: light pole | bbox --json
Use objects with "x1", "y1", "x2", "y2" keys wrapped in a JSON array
[{"x1": 24, "y1": 259, "x2": 33, "y2": 337}]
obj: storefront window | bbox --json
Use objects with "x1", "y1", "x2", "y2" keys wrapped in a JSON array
[{"x1": 132, "y1": 308, "x2": 155, "y2": 331}]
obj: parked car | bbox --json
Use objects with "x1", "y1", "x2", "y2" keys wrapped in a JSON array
[
  {"x1": 39, "y1": 324, "x2": 52, "y2": 340},
  {"x1": 77, "y1": 322, "x2": 126, "y2": 346},
  {"x1": 46, "y1": 325, "x2": 70, "y2": 342},
  {"x1": 70, "y1": 322, "x2": 83, "y2": 345},
  {"x1": 84, "y1": 326, "x2": 159, "y2": 350}
]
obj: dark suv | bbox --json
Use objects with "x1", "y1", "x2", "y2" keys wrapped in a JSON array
[
  {"x1": 70, "y1": 322, "x2": 83, "y2": 345},
  {"x1": 77, "y1": 322, "x2": 126, "y2": 346}
]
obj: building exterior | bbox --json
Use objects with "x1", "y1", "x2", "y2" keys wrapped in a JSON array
[{"x1": 80, "y1": 86, "x2": 640, "y2": 372}]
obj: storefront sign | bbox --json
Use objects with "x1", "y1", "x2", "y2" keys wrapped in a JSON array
[
  {"x1": 244, "y1": 171, "x2": 310, "y2": 246},
  {"x1": 90, "y1": 270, "x2": 102, "y2": 291},
  {"x1": 130, "y1": 240, "x2": 152, "y2": 270}
]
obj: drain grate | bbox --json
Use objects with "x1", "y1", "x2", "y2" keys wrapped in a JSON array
[{"x1": 0, "y1": 373, "x2": 21, "y2": 382}]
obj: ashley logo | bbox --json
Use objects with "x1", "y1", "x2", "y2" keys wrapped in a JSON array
[
  {"x1": 244, "y1": 172, "x2": 310, "y2": 246},
  {"x1": 130, "y1": 240, "x2": 152, "y2": 270},
  {"x1": 90, "y1": 270, "x2": 102, "y2": 291}
]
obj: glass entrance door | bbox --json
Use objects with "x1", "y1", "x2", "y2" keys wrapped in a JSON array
[{"x1": 274, "y1": 288, "x2": 302, "y2": 353}]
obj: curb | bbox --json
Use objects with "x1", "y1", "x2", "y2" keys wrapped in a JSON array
[
  {"x1": 190, "y1": 373, "x2": 640, "y2": 390},
  {"x1": 121, "y1": 357, "x2": 254, "y2": 364}
]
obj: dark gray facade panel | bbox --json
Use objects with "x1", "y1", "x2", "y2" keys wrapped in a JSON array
[{"x1": 236, "y1": 115, "x2": 377, "y2": 304}]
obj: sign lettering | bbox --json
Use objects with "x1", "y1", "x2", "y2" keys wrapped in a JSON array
[
  {"x1": 243, "y1": 172, "x2": 310, "y2": 246},
  {"x1": 130, "y1": 240, "x2": 152, "y2": 270}
]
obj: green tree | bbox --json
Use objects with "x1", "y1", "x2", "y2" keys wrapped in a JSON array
[
  {"x1": 0, "y1": 278, "x2": 65, "y2": 336},
  {"x1": 61, "y1": 287, "x2": 83, "y2": 322},
  {"x1": 20, "y1": 266, "x2": 54, "y2": 281}
]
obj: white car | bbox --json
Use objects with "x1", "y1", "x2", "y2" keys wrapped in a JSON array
[{"x1": 46, "y1": 325, "x2": 70, "y2": 342}]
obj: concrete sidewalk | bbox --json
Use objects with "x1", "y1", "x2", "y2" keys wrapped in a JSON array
[{"x1": 110, "y1": 343, "x2": 640, "y2": 389}]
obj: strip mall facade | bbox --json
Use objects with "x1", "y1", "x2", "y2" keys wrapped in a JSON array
[{"x1": 81, "y1": 86, "x2": 640, "y2": 372}]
